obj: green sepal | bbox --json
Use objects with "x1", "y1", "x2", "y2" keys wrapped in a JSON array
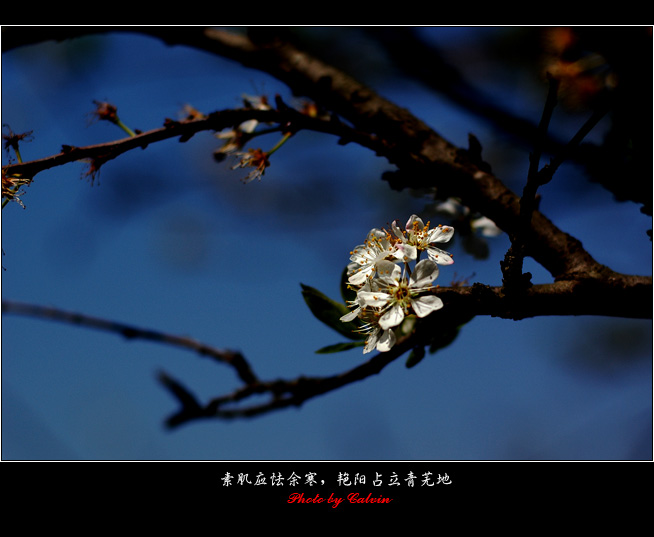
[
  {"x1": 300, "y1": 283, "x2": 365, "y2": 341},
  {"x1": 316, "y1": 341, "x2": 365, "y2": 354}
]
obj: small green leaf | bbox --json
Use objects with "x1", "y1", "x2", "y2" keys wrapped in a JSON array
[
  {"x1": 407, "y1": 313, "x2": 476, "y2": 367},
  {"x1": 405, "y1": 346, "x2": 426, "y2": 368},
  {"x1": 428, "y1": 327, "x2": 461, "y2": 354},
  {"x1": 316, "y1": 341, "x2": 365, "y2": 354},
  {"x1": 428, "y1": 312, "x2": 476, "y2": 354},
  {"x1": 300, "y1": 283, "x2": 364, "y2": 341}
]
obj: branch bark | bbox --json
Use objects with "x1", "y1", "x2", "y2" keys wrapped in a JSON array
[
  {"x1": 131, "y1": 27, "x2": 632, "y2": 282},
  {"x1": 3, "y1": 27, "x2": 644, "y2": 283}
]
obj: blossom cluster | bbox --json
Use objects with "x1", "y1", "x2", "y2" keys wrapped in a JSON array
[
  {"x1": 341, "y1": 215, "x2": 454, "y2": 354},
  {"x1": 214, "y1": 94, "x2": 274, "y2": 183}
]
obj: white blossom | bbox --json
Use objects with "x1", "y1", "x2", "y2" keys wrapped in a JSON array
[
  {"x1": 357, "y1": 259, "x2": 443, "y2": 331},
  {"x1": 238, "y1": 94, "x2": 271, "y2": 133},
  {"x1": 363, "y1": 324, "x2": 396, "y2": 354},
  {"x1": 351, "y1": 306, "x2": 397, "y2": 355},
  {"x1": 392, "y1": 214, "x2": 454, "y2": 265},
  {"x1": 347, "y1": 228, "x2": 403, "y2": 286}
]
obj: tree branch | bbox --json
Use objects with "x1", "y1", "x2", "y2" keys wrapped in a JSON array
[
  {"x1": 4, "y1": 269, "x2": 650, "y2": 426},
  {"x1": 3, "y1": 108, "x2": 282, "y2": 180},
  {"x1": 502, "y1": 75, "x2": 560, "y2": 292},
  {"x1": 138, "y1": 27, "x2": 630, "y2": 282},
  {"x1": 2, "y1": 101, "x2": 382, "y2": 183},
  {"x1": 3, "y1": 27, "x2": 643, "y2": 284},
  {"x1": 1, "y1": 300, "x2": 258, "y2": 385}
]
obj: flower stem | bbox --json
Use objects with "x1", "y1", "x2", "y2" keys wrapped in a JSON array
[
  {"x1": 114, "y1": 118, "x2": 137, "y2": 138},
  {"x1": 267, "y1": 131, "x2": 293, "y2": 156}
]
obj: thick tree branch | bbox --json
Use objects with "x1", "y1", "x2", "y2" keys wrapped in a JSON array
[
  {"x1": 133, "y1": 27, "x2": 632, "y2": 282},
  {"x1": 434, "y1": 277, "x2": 652, "y2": 321},
  {"x1": 3, "y1": 27, "x2": 645, "y2": 283}
]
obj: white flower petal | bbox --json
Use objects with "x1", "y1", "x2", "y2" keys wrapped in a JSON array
[
  {"x1": 379, "y1": 303, "x2": 405, "y2": 330},
  {"x1": 433, "y1": 199, "x2": 461, "y2": 217},
  {"x1": 428, "y1": 225, "x2": 454, "y2": 243},
  {"x1": 367, "y1": 228, "x2": 387, "y2": 240},
  {"x1": 396, "y1": 243, "x2": 417, "y2": 261},
  {"x1": 391, "y1": 220, "x2": 405, "y2": 240},
  {"x1": 427, "y1": 247, "x2": 454, "y2": 265},
  {"x1": 411, "y1": 295, "x2": 443, "y2": 317},
  {"x1": 375, "y1": 260, "x2": 401, "y2": 284},
  {"x1": 348, "y1": 244, "x2": 366, "y2": 260},
  {"x1": 406, "y1": 214, "x2": 425, "y2": 230},
  {"x1": 348, "y1": 270, "x2": 370, "y2": 286},
  {"x1": 411, "y1": 259, "x2": 439, "y2": 287},
  {"x1": 471, "y1": 216, "x2": 502, "y2": 237},
  {"x1": 376, "y1": 328, "x2": 396, "y2": 352},
  {"x1": 358, "y1": 291, "x2": 391, "y2": 308},
  {"x1": 239, "y1": 119, "x2": 259, "y2": 133},
  {"x1": 363, "y1": 329, "x2": 381, "y2": 354},
  {"x1": 340, "y1": 308, "x2": 360, "y2": 322}
]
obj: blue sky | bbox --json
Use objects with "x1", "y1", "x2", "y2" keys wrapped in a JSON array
[{"x1": 1, "y1": 28, "x2": 651, "y2": 460}]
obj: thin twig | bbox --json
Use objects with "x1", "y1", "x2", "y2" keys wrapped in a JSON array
[
  {"x1": 501, "y1": 76, "x2": 560, "y2": 292},
  {"x1": 3, "y1": 108, "x2": 279, "y2": 180},
  {"x1": 1, "y1": 300, "x2": 258, "y2": 384},
  {"x1": 162, "y1": 335, "x2": 415, "y2": 426},
  {"x1": 2, "y1": 105, "x2": 375, "y2": 182},
  {"x1": 545, "y1": 96, "x2": 612, "y2": 178}
]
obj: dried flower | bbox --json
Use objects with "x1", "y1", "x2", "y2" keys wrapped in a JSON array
[
  {"x1": 2, "y1": 171, "x2": 31, "y2": 208},
  {"x1": 91, "y1": 100, "x2": 119, "y2": 124},
  {"x1": 231, "y1": 148, "x2": 270, "y2": 183}
]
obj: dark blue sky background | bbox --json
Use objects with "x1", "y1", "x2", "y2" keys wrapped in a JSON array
[{"x1": 1, "y1": 27, "x2": 651, "y2": 460}]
